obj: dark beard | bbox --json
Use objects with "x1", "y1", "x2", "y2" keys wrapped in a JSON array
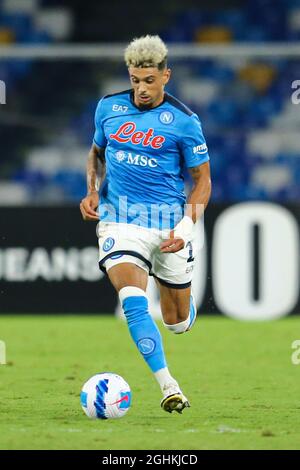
[{"x1": 137, "y1": 102, "x2": 153, "y2": 110}]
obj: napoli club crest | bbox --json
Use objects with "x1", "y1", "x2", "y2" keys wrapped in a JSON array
[
  {"x1": 159, "y1": 111, "x2": 174, "y2": 124},
  {"x1": 103, "y1": 237, "x2": 115, "y2": 252}
]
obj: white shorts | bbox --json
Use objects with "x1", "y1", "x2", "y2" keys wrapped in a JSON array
[{"x1": 97, "y1": 222, "x2": 196, "y2": 288}]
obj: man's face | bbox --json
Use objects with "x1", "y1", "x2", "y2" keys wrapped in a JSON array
[{"x1": 129, "y1": 66, "x2": 171, "y2": 109}]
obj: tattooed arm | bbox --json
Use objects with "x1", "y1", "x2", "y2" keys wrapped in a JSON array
[{"x1": 79, "y1": 143, "x2": 106, "y2": 221}]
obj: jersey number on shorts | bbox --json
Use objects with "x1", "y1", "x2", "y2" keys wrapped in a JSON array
[{"x1": 186, "y1": 241, "x2": 194, "y2": 262}]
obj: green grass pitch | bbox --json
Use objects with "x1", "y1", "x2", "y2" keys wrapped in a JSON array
[{"x1": 0, "y1": 315, "x2": 299, "y2": 450}]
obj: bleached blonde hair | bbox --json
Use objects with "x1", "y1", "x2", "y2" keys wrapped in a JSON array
[{"x1": 124, "y1": 35, "x2": 168, "y2": 70}]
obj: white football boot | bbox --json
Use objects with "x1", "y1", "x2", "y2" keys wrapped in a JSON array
[{"x1": 160, "y1": 382, "x2": 190, "y2": 414}]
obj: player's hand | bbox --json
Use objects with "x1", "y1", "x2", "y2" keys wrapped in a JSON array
[
  {"x1": 80, "y1": 192, "x2": 99, "y2": 221},
  {"x1": 160, "y1": 230, "x2": 185, "y2": 253}
]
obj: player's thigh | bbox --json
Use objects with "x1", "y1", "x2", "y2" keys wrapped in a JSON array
[
  {"x1": 155, "y1": 279, "x2": 191, "y2": 324},
  {"x1": 97, "y1": 222, "x2": 154, "y2": 293},
  {"x1": 108, "y1": 262, "x2": 148, "y2": 293}
]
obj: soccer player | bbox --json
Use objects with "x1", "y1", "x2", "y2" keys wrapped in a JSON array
[{"x1": 80, "y1": 35, "x2": 211, "y2": 413}]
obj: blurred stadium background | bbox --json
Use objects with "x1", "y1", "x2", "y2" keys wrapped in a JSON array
[
  {"x1": 1, "y1": 0, "x2": 300, "y2": 452},
  {"x1": 0, "y1": 0, "x2": 299, "y2": 319}
]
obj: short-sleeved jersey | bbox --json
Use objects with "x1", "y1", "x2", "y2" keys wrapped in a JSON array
[{"x1": 93, "y1": 89, "x2": 209, "y2": 230}]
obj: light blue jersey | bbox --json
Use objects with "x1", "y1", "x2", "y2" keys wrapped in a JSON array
[{"x1": 93, "y1": 89, "x2": 209, "y2": 230}]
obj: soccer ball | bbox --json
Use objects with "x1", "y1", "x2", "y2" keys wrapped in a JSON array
[{"x1": 80, "y1": 373, "x2": 131, "y2": 419}]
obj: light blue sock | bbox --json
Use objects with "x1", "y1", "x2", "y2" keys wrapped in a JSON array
[
  {"x1": 188, "y1": 293, "x2": 197, "y2": 330},
  {"x1": 119, "y1": 287, "x2": 167, "y2": 373}
]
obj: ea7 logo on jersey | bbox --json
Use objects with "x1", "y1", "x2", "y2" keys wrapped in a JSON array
[
  {"x1": 193, "y1": 143, "x2": 208, "y2": 154},
  {"x1": 110, "y1": 122, "x2": 165, "y2": 149},
  {"x1": 112, "y1": 104, "x2": 128, "y2": 113}
]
